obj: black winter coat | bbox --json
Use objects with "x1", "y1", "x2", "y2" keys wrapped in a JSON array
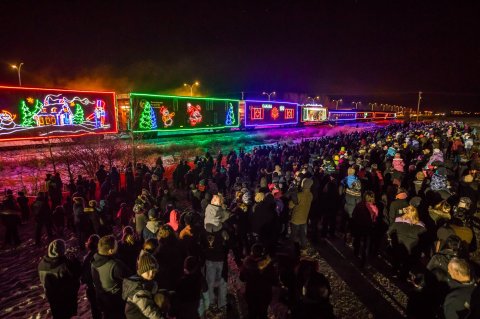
[
  {"x1": 38, "y1": 255, "x2": 81, "y2": 319},
  {"x1": 444, "y1": 279, "x2": 477, "y2": 319}
]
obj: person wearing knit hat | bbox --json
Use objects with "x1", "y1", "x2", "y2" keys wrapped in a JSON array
[
  {"x1": 123, "y1": 253, "x2": 165, "y2": 319},
  {"x1": 38, "y1": 239, "x2": 82, "y2": 319}
]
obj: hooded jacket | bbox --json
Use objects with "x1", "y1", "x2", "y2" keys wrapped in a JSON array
[
  {"x1": 91, "y1": 253, "x2": 132, "y2": 312},
  {"x1": 204, "y1": 204, "x2": 227, "y2": 229},
  {"x1": 122, "y1": 275, "x2": 164, "y2": 319},
  {"x1": 290, "y1": 178, "x2": 313, "y2": 225},
  {"x1": 38, "y1": 255, "x2": 81, "y2": 318},
  {"x1": 143, "y1": 220, "x2": 161, "y2": 241}
]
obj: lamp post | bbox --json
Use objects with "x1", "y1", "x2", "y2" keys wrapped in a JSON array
[
  {"x1": 332, "y1": 99, "x2": 342, "y2": 110},
  {"x1": 307, "y1": 96, "x2": 320, "y2": 104},
  {"x1": 11, "y1": 63, "x2": 24, "y2": 86},
  {"x1": 352, "y1": 101, "x2": 361, "y2": 109},
  {"x1": 369, "y1": 103, "x2": 377, "y2": 111},
  {"x1": 262, "y1": 91, "x2": 276, "y2": 101},
  {"x1": 183, "y1": 81, "x2": 200, "y2": 96}
]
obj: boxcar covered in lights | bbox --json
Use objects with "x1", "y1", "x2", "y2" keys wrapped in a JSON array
[
  {"x1": 0, "y1": 85, "x2": 117, "y2": 141},
  {"x1": 128, "y1": 93, "x2": 240, "y2": 134},
  {"x1": 328, "y1": 110, "x2": 397, "y2": 123},
  {"x1": 242, "y1": 100, "x2": 299, "y2": 128}
]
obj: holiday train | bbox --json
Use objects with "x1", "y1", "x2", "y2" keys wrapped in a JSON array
[{"x1": 0, "y1": 86, "x2": 396, "y2": 142}]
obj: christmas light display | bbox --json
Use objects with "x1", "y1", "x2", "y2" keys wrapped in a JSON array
[
  {"x1": 159, "y1": 106, "x2": 175, "y2": 127},
  {"x1": 139, "y1": 100, "x2": 158, "y2": 130},
  {"x1": 244, "y1": 100, "x2": 298, "y2": 127},
  {"x1": 327, "y1": 110, "x2": 357, "y2": 121},
  {"x1": 225, "y1": 103, "x2": 236, "y2": 125},
  {"x1": 301, "y1": 105, "x2": 328, "y2": 123},
  {"x1": 73, "y1": 104, "x2": 84, "y2": 124},
  {"x1": 271, "y1": 107, "x2": 280, "y2": 120},
  {"x1": 187, "y1": 103, "x2": 203, "y2": 126},
  {"x1": 0, "y1": 86, "x2": 117, "y2": 141},
  {"x1": 130, "y1": 93, "x2": 239, "y2": 133}
]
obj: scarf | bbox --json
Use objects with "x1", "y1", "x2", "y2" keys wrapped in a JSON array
[{"x1": 366, "y1": 202, "x2": 379, "y2": 222}]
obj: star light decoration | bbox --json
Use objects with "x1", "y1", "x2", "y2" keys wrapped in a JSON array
[{"x1": 27, "y1": 97, "x2": 34, "y2": 104}]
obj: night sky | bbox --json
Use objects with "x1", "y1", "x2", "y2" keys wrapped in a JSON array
[{"x1": 1, "y1": 1, "x2": 479, "y2": 110}]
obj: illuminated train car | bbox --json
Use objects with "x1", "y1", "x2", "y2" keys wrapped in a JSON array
[
  {"x1": 300, "y1": 104, "x2": 328, "y2": 124},
  {"x1": 0, "y1": 85, "x2": 117, "y2": 141},
  {"x1": 372, "y1": 111, "x2": 397, "y2": 120},
  {"x1": 327, "y1": 110, "x2": 357, "y2": 122},
  {"x1": 242, "y1": 100, "x2": 299, "y2": 128},
  {"x1": 129, "y1": 93, "x2": 239, "y2": 134},
  {"x1": 328, "y1": 110, "x2": 396, "y2": 122}
]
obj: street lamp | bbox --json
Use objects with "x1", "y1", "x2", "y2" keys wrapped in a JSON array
[
  {"x1": 184, "y1": 81, "x2": 200, "y2": 96},
  {"x1": 262, "y1": 91, "x2": 276, "y2": 101},
  {"x1": 352, "y1": 101, "x2": 361, "y2": 109},
  {"x1": 307, "y1": 96, "x2": 320, "y2": 104},
  {"x1": 332, "y1": 99, "x2": 343, "y2": 110},
  {"x1": 11, "y1": 63, "x2": 24, "y2": 86},
  {"x1": 368, "y1": 103, "x2": 377, "y2": 111}
]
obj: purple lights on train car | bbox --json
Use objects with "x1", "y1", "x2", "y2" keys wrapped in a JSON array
[{"x1": 244, "y1": 100, "x2": 298, "y2": 127}]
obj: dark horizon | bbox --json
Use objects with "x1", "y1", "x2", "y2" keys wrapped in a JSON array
[{"x1": 1, "y1": 1, "x2": 479, "y2": 111}]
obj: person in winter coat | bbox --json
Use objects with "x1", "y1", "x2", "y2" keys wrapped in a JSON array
[
  {"x1": 388, "y1": 188, "x2": 410, "y2": 226},
  {"x1": 73, "y1": 195, "x2": 90, "y2": 249},
  {"x1": 52, "y1": 205, "x2": 65, "y2": 237},
  {"x1": 443, "y1": 258, "x2": 477, "y2": 319},
  {"x1": 175, "y1": 256, "x2": 207, "y2": 319},
  {"x1": 17, "y1": 191, "x2": 30, "y2": 222},
  {"x1": 250, "y1": 192, "x2": 277, "y2": 249},
  {"x1": 31, "y1": 192, "x2": 53, "y2": 246},
  {"x1": 240, "y1": 243, "x2": 276, "y2": 319},
  {"x1": 122, "y1": 252, "x2": 167, "y2": 319},
  {"x1": 351, "y1": 191, "x2": 378, "y2": 266},
  {"x1": 342, "y1": 168, "x2": 362, "y2": 242},
  {"x1": 117, "y1": 226, "x2": 142, "y2": 274},
  {"x1": 289, "y1": 178, "x2": 314, "y2": 252},
  {"x1": 134, "y1": 202, "x2": 148, "y2": 238},
  {"x1": 427, "y1": 235, "x2": 464, "y2": 282},
  {"x1": 204, "y1": 195, "x2": 229, "y2": 232},
  {"x1": 387, "y1": 205, "x2": 426, "y2": 279},
  {"x1": 202, "y1": 222, "x2": 230, "y2": 314},
  {"x1": 143, "y1": 209, "x2": 161, "y2": 241},
  {"x1": 154, "y1": 225, "x2": 186, "y2": 291},
  {"x1": 81, "y1": 234, "x2": 102, "y2": 319},
  {"x1": 38, "y1": 239, "x2": 81, "y2": 319},
  {"x1": 84, "y1": 200, "x2": 103, "y2": 235},
  {"x1": 167, "y1": 209, "x2": 180, "y2": 232},
  {"x1": 117, "y1": 203, "x2": 134, "y2": 228},
  {"x1": 392, "y1": 153, "x2": 405, "y2": 173},
  {"x1": 91, "y1": 235, "x2": 133, "y2": 319}
]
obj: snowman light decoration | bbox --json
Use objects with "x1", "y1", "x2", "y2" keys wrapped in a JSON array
[
  {"x1": 0, "y1": 110, "x2": 17, "y2": 129},
  {"x1": 187, "y1": 103, "x2": 202, "y2": 126},
  {"x1": 159, "y1": 106, "x2": 175, "y2": 127}
]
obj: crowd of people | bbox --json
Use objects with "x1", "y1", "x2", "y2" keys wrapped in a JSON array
[{"x1": 1, "y1": 120, "x2": 480, "y2": 319}]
